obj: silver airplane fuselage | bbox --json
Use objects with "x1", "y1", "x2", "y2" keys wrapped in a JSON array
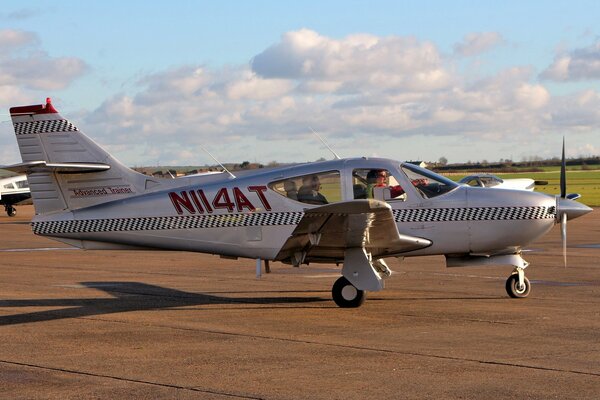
[{"x1": 33, "y1": 157, "x2": 563, "y2": 261}]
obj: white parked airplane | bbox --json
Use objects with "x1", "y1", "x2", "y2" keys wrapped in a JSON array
[
  {"x1": 459, "y1": 174, "x2": 537, "y2": 191},
  {"x1": 0, "y1": 174, "x2": 30, "y2": 216},
  {"x1": 2, "y1": 99, "x2": 593, "y2": 307},
  {"x1": 458, "y1": 173, "x2": 553, "y2": 191}
]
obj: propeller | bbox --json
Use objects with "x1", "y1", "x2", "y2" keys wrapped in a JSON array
[
  {"x1": 555, "y1": 137, "x2": 593, "y2": 268},
  {"x1": 559, "y1": 137, "x2": 567, "y2": 268}
]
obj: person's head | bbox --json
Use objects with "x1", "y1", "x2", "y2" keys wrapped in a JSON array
[
  {"x1": 311, "y1": 175, "x2": 321, "y2": 190},
  {"x1": 367, "y1": 169, "x2": 387, "y2": 184}
]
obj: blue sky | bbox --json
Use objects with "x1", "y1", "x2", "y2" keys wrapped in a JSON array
[{"x1": 1, "y1": 1, "x2": 600, "y2": 165}]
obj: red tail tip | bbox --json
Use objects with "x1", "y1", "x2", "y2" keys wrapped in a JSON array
[
  {"x1": 45, "y1": 97, "x2": 57, "y2": 113},
  {"x1": 10, "y1": 97, "x2": 59, "y2": 115}
]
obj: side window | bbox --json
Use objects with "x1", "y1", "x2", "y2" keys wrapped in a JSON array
[
  {"x1": 3, "y1": 183, "x2": 14, "y2": 189},
  {"x1": 269, "y1": 171, "x2": 341, "y2": 205},
  {"x1": 352, "y1": 169, "x2": 406, "y2": 201},
  {"x1": 15, "y1": 180, "x2": 29, "y2": 189}
]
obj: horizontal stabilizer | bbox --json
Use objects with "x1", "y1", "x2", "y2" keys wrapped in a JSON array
[{"x1": 1, "y1": 161, "x2": 110, "y2": 174}]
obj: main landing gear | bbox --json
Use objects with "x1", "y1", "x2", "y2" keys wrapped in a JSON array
[
  {"x1": 331, "y1": 250, "x2": 392, "y2": 308},
  {"x1": 5, "y1": 204, "x2": 16, "y2": 217},
  {"x1": 332, "y1": 276, "x2": 366, "y2": 308}
]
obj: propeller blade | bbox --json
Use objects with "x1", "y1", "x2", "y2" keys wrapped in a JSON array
[
  {"x1": 561, "y1": 212, "x2": 567, "y2": 268},
  {"x1": 560, "y1": 137, "x2": 566, "y2": 199}
]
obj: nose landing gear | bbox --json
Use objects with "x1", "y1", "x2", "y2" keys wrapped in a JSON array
[{"x1": 506, "y1": 273, "x2": 531, "y2": 298}]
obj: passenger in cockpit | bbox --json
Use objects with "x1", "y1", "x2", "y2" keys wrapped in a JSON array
[{"x1": 297, "y1": 175, "x2": 328, "y2": 205}]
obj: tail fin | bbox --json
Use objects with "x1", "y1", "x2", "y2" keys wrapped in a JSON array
[{"x1": 10, "y1": 98, "x2": 154, "y2": 215}]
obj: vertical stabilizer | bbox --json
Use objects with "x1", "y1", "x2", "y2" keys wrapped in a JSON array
[{"x1": 10, "y1": 98, "x2": 153, "y2": 215}]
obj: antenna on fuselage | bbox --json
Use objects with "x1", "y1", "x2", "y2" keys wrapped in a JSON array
[
  {"x1": 309, "y1": 127, "x2": 341, "y2": 160},
  {"x1": 199, "y1": 145, "x2": 236, "y2": 179}
]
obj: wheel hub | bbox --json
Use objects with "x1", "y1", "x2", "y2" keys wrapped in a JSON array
[{"x1": 341, "y1": 285, "x2": 358, "y2": 301}]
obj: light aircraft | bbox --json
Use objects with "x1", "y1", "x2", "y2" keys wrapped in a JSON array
[
  {"x1": 459, "y1": 174, "x2": 537, "y2": 191},
  {"x1": 2, "y1": 99, "x2": 593, "y2": 307},
  {"x1": 0, "y1": 173, "x2": 30, "y2": 216}
]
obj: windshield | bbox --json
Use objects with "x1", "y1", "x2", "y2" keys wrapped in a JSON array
[{"x1": 401, "y1": 163, "x2": 458, "y2": 199}]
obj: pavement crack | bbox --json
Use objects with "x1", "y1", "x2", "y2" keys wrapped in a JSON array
[
  {"x1": 75, "y1": 315, "x2": 600, "y2": 378},
  {"x1": 0, "y1": 359, "x2": 265, "y2": 400}
]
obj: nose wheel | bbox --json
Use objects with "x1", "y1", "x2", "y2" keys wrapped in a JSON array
[
  {"x1": 332, "y1": 276, "x2": 366, "y2": 308},
  {"x1": 505, "y1": 274, "x2": 531, "y2": 298}
]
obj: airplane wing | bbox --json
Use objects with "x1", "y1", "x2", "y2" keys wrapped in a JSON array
[{"x1": 275, "y1": 199, "x2": 431, "y2": 264}]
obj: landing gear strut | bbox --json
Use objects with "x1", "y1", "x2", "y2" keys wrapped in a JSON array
[
  {"x1": 5, "y1": 205, "x2": 16, "y2": 217},
  {"x1": 332, "y1": 276, "x2": 366, "y2": 308}
]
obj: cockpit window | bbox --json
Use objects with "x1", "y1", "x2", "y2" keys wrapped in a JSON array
[
  {"x1": 401, "y1": 163, "x2": 458, "y2": 199},
  {"x1": 15, "y1": 180, "x2": 29, "y2": 189},
  {"x1": 269, "y1": 171, "x2": 341, "y2": 205}
]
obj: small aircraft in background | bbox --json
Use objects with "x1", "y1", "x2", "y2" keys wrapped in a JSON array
[
  {"x1": 0, "y1": 174, "x2": 30, "y2": 216},
  {"x1": 2, "y1": 99, "x2": 593, "y2": 307},
  {"x1": 458, "y1": 174, "x2": 548, "y2": 191}
]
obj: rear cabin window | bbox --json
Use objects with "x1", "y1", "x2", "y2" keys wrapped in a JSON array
[
  {"x1": 269, "y1": 171, "x2": 341, "y2": 205},
  {"x1": 3, "y1": 183, "x2": 14, "y2": 189}
]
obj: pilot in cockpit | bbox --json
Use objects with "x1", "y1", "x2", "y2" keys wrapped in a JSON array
[{"x1": 366, "y1": 169, "x2": 405, "y2": 199}]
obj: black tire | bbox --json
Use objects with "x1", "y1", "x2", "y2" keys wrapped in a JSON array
[
  {"x1": 505, "y1": 275, "x2": 531, "y2": 298},
  {"x1": 7, "y1": 206, "x2": 16, "y2": 217},
  {"x1": 332, "y1": 276, "x2": 366, "y2": 308}
]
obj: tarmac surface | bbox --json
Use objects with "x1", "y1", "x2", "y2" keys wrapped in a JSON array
[{"x1": 0, "y1": 205, "x2": 599, "y2": 399}]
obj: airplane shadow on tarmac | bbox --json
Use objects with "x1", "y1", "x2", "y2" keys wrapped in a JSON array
[{"x1": 0, "y1": 282, "x2": 327, "y2": 326}]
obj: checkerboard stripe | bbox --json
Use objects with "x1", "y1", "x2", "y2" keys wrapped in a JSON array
[
  {"x1": 14, "y1": 119, "x2": 78, "y2": 135},
  {"x1": 393, "y1": 206, "x2": 555, "y2": 222},
  {"x1": 32, "y1": 206, "x2": 556, "y2": 236},
  {"x1": 32, "y1": 212, "x2": 305, "y2": 235}
]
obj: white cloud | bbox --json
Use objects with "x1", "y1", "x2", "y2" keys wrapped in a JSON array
[
  {"x1": 3, "y1": 28, "x2": 598, "y2": 166},
  {"x1": 0, "y1": 29, "x2": 87, "y2": 113},
  {"x1": 453, "y1": 32, "x2": 504, "y2": 56},
  {"x1": 251, "y1": 29, "x2": 452, "y2": 92},
  {"x1": 541, "y1": 40, "x2": 600, "y2": 81},
  {"x1": 0, "y1": 29, "x2": 38, "y2": 50}
]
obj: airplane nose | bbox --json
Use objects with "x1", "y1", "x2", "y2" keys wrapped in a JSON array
[{"x1": 556, "y1": 197, "x2": 593, "y2": 221}]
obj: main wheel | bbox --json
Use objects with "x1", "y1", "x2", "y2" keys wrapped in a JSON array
[
  {"x1": 505, "y1": 274, "x2": 531, "y2": 298},
  {"x1": 6, "y1": 206, "x2": 16, "y2": 217},
  {"x1": 332, "y1": 276, "x2": 366, "y2": 308}
]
